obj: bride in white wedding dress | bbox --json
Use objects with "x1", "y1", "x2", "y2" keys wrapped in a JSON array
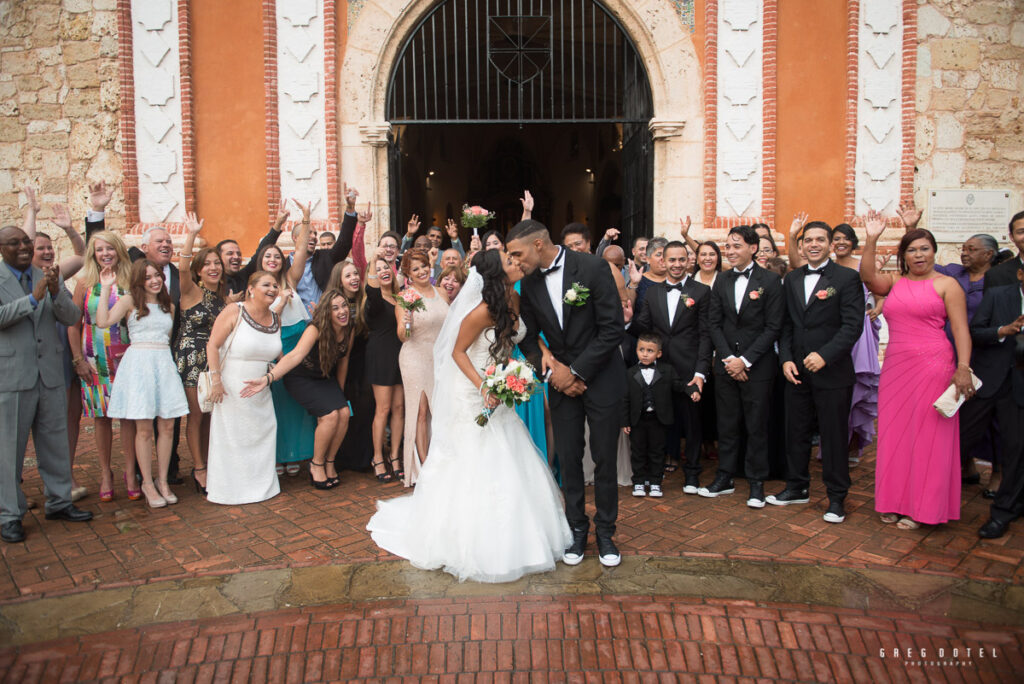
[{"x1": 367, "y1": 249, "x2": 571, "y2": 583}]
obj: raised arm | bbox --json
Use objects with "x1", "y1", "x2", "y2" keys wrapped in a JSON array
[
  {"x1": 352, "y1": 205, "x2": 369, "y2": 276},
  {"x1": 520, "y1": 190, "x2": 534, "y2": 222},
  {"x1": 94, "y1": 269, "x2": 134, "y2": 329},
  {"x1": 178, "y1": 212, "x2": 203, "y2": 300},
  {"x1": 445, "y1": 219, "x2": 465, "y2": 257},
  {"x1": 860, "y1": 211, "x2": 896, "y2": 297},
  {"x1": 50, "y1": 203, "x2": 86, "y2": 278},
  {"x1": 678, "y1": 217, "x2": 701, "y2": 254},
  {"x1": 897, "y1": 201, "x2": 922, "y2": 232},
  {"x1": 286, "y1": 199, "x2": 312, "y2": 286},
  {"x1": 241, "y1": 323, "x2": 321, "y2": 397},
  {"x1": 331, "y1": 186, "x2": 359, "y2": 264},
  {"x1": 20, "y1": 186, "x2": 40, "y2": 238},
  {"x1": 787, "y1": 212, "x2": 808, "y2": 268}
]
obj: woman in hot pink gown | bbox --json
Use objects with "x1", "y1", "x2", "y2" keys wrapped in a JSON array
[{"x1": 860, "y1": 217, "x2": 974, "y2": 529}]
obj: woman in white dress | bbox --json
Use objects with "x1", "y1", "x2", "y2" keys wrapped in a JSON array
[
  {"x1": 367, "y1": 250, "x2": 571, "y2": 583},
  {"x1": 205, "y1": 271, "x2": 283, "y2": 505},
  {"x1": 97, "y1": 259, "x2": 189, "y2": 508}
]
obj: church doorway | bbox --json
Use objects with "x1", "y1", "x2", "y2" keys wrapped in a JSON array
[{"x1": 385, "y1": 0, "x2": 653, "y2": 248}]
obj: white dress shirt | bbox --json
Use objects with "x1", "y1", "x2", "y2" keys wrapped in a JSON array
[
  {"x1": 665, "y1": 275, "x2": 687, "y2": 325},
  {"x1": 162, "y1": 263, "x2": 171, "y2": 294},
  {"x1": 733, "y1": 264, "x2": 753, "y2": 314},
  {"x1": 804, "y1": 259, "x2": 829, "y2": 303},
  {"x1": 542, "y1": 247, "x2": 566, "y2": 328}
]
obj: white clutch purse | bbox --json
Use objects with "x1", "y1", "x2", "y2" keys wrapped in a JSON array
[{"x1": 933, "y1": 372, "x2": 982, "y2": 418}]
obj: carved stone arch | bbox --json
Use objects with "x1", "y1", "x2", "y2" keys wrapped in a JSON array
[{"x1": 339, "y1": 0, "x2": 703, "y2": 238}]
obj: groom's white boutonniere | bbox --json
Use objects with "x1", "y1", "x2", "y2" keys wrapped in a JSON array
[{"x1": 564, "y1": 282, "x2": 589, "y2": 306}]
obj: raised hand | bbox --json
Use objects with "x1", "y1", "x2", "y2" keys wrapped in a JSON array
[
  {"x1": 292, "y1": 198, "x2": 312, "y2": 223},
  {"x1": 864, "y1": 210, "x2": 886, "y2": 239},
  {"x1": 358, "y1": 202, "x2": 373, "y2": 224},
  {"x1": 23, "y1": 186, "x2": 40, "y2": 214},
  {"x1": 445, "y1": 218, "x2": 459, "y2": 239},
  {"x1": 627, "y1": 258, "x2": 642, "y2": 286},
  {"x1": 274, "y1": 200, "x2": 290, "y2": 228},
  {"x1": 469, "y1": 234, "x2": 482, "y2": 253},
  {"x1": 520, "y1": 190, "x2": 534, "y2": 219},
  {"x1": 897, "y1": 202, "x2": 922, "y2": 230},
  {"x1": 406, "y1": 214, "x2": 421, "y2": 237},
  {"x1": 88, "y1": 181, "x2": 113, "y2": 212},
  {"x1": 343, "y1": 183, "x2": 359, "y2": 212},
  {"x1": 428, "y1": 246, "x2": 439, "y2": 265},
  {"x1": 790, "y1": 212, "x2": 809, "y2": 238},
  {"x1": 603, "y1": 227, "x2": 620, "y2": 242},
  {"x1": 32, "y1": 268, "x2": 49, "y2": 301},
  {"x1": 678, "y1": 216, "x2": 692, "y2": 237},
  {"x1": 51, "y1": 204, "x2": 72, "y2": 231},
  {"x1": 184, "y1": 211, "x2": 204, "y2": 235},
  {"x1": 99, "y1": 267, "x2": 117, "y2": 289}
]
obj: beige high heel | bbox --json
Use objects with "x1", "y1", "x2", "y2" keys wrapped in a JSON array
[
  {"x1": 156, "y1": 479, "x2": 178, "y2": 505},
  {"x1": 140, "y1": 482, "x2": 166, "y2": 508}
]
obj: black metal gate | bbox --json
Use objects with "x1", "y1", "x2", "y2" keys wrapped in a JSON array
[{"x1": 386, "y1": 0, "x2": 654, "y2": 241}]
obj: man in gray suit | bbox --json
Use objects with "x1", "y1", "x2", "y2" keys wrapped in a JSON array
[{"x1": 0, "y1": 225, "x2": 92, "y2": 543}]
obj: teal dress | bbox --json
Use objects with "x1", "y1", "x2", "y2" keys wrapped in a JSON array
[
  {"x1": 514, "y1": 280, "x2": 549, "y2": 464},
  {"x1": 273, "y1": 295, "x2": 315, "y2": 464}
]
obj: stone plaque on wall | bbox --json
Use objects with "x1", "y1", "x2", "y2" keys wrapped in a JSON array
[{"x1": 926, "y1": 189, "x2": 1012, "y2": 243}]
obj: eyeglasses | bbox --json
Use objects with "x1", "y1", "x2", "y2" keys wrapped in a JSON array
[
  {"x1": 0, "y1": 237, "x2": 33, "y2": 248},
  {"x1": 756, "y1": 247, "x2": 776, "y2": 255}
]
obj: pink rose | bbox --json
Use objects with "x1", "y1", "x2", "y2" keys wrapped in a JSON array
[
  {"x1": 485, "y1": 364, "x2": 496, "y2": 376},
  {"x1": 471, "y1": 206, "x2": 486, "y2": 216},
  {"x1": 401, "y1": 289, "x2": 421, "y2": 304},
  {"x1": 816, "y1": 290, "x2": 828, "y2": 300},
  {"x1": 684, "y1": 297, "x2": 695, "y2": 308},
  {"x1": 748, "y1": 291, "x2": 760, "y2": 300}
]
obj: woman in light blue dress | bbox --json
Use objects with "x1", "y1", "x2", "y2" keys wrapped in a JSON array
[{"x1": 96, "y1": 259, "x2": 188, "y2": 509}]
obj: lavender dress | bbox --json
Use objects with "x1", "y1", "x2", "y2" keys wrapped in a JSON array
[{"x1": 849, "y1": 285, "x2": 881, "y2": 455}]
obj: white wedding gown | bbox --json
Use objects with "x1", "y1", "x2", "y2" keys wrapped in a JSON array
[{"x1": 367, "y1": 280, "x2": 571, "y2": 583}]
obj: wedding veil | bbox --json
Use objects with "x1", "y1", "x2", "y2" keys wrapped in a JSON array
[{"x1": 429, "y1": 267, "x2": 484, "y2": 456}]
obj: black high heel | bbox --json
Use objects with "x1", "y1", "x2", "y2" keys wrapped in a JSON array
[
  {"x1": 389, "y1": 456, "x2": 404, "y2": 481},
  {"x1": 309, "y1": 460, "x2": 331, "y2": 490},
  {"x1": 192, "y1": 467, "x2": 207, "y2": 495},
  {"x1": 372, "y1": 459, "x2": 393, "y2": 483},
  {"x1": 326, "y1": 458, "x2": 340, "y2": 488}
]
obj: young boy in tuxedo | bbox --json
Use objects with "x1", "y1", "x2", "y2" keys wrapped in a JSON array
[{"x1": 623, "y1": 334, "x2": 688, "y2": 497}]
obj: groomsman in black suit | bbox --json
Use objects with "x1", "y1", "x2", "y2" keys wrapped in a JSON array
[
  {"x1": 631, "y1": 240, "x2": 712, "y2": 493},
  {"x1": 971, "y1": 267, "x2": 1024, "y2": 539},
  {"x1": 703, "y1": 225, "x2": 783, "y2": 507},
  {"x1": 767, "y1": 222, "x2": 863, "y2": 523},
  {"x1": 983, "y1": 211, "x2": 1024, "y2": 290}
]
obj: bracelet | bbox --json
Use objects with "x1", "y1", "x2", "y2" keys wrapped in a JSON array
[
  {"x1": 72, "y1": 356, "x2": 83, "y2": 364},
  {"x1": 301, "y1": 220, "x2": 310, "y2": 225},
  {"x1": 269, "y1": 370, "x2": 276, "y2": 382},
  {"x1": 957, "y1": 363, "x2": 972, "y2": 371},
  {"x1": 209, "y1": 370, "x2": 220, "y2": 375}
]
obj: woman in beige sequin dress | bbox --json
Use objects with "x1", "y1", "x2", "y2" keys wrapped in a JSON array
[{"x1": 396, "y1": 249, "x2": 449, "y2": 486}]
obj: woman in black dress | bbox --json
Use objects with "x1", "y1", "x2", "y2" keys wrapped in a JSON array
[
  {"x1": 242, "y1": 289, "x2": 353, "y2": 489},
  {"x1": 359, "y1": 246, "x2": 405, "y2": 482}
]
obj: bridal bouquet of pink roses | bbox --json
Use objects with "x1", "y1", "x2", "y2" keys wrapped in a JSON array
[
  {"x1": 476, "y1": 358, "x2": 540, "y2": 426},
  {"x1": 461, "y1": 204, "x2": 495, "y2": 230},
  {"x1": 396, "y1": 288, "x2": 426, "y2": 338}
]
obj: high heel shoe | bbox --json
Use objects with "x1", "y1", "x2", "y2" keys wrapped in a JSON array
[
  {"x1": 326, "y1": 458, "x2": 340, "y2": 488},
  {"x1": 389, "y1": 457, "x2": 404, "y2": 481},
  {"x1": 140, "y1": 482, "x2": 166, "y2": 508},
  {"x1": 156, "y1": 479, "x2": 178, "y2": 505},
  {"x1": 123, "y1": 473, "x2": 142, "y2": 501},
  {"x1": 309, "y1": 460, "x2": 331, "y2": 490},
  {"x1": 371, "y1": 459, "x2": 393, "y2": 483},
  {"x1": 192, "y1": 467, "x2": 207, "y2": 495}
]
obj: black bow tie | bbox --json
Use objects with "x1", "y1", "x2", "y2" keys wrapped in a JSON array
[
  {"x1": 639, "y1": 363, "x2": 655, "y2": 370},
  {"x1": 736, "y1": 268, "x2": 753, "y2": 279},
  {"x1": 541, "y1": 263, "x2": 562, "y2": 277},
  {"x1": 806, "y1": 265, "x2": 826, "y2": 275},
  {"x1": 665, "y1": 282, "x2": 683, "y2": 292}
]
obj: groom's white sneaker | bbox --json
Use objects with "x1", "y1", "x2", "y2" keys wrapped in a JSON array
[
  {"x1": 562, "y1": 529, "x2": 587, "y2": 566},
  {"x1": 597, "y1": 536, "x2": 621, "y2": 567}
]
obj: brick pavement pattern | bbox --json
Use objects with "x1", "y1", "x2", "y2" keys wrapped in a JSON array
[
  {"x1": 2, "y1": 596, "x2": 1021, "y2": 682},
  {"x1": 2, "y1": 426, "x2": 1020, "y2": 601}
]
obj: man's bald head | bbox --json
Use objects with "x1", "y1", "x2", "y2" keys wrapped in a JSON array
[{"x1": 602, "y1": 245, "x2": 626, "y2": 270}]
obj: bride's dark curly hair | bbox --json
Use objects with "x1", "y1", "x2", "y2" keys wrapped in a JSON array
[{"x1": 471, "y1": 249, "x2": 516, "y2": 362}]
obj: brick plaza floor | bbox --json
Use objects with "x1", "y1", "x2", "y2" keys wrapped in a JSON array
[{"x1": 1, "y1": 420, "x2": 1022, "y2": 681}]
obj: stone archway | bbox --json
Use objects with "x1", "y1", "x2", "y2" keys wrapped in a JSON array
[{"x1": 339, "y1": 0, "x2": 703, "y2": 239}]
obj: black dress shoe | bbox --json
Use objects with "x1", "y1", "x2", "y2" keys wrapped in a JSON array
[
  {"x1": 978, "y1": 519, "x2": 1009, "y2": 539},
  {"x1": 1, "y1": 520, "x2": 25, "y2": 543},
  {"x1": 697, "y1": 474, "x2": 735, "y2": 498},
  {"x1": 596, "y1": 535, "x2": 621, "y2": 567},
  {"x1": 562, "y1": 527, "x2": 587, "y2": 566},
  {"x1": 746, "y1": 481, "x2": 765, "y2": 509},
  {"x1": 766, "y1": 488, "x2": 810, "y2": 506},
  {"x1": 44, "y1": 505, "x2": 93, "y2": 522}
]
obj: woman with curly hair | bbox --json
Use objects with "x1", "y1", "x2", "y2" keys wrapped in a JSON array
[
  {"x1": 242, "y1": 289, "x2": 354, "y2": 489},
  {"x1": 367, "y1": 249, "x2": 571, "y2": 583}
]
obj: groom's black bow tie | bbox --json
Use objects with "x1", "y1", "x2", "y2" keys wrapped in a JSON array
[
  {"x1": 541, "y1": 249, "x2": 565, "y2": 277},
  {"x1": 665, "y1": 282, "x2": 683, "y2": 292},
  {"x1": 541, "y1": 263, "x2": 562, "y2": 277},
  {"x1": 806, "y1": 265, "x2": 826, "y2": 275},
  {"x1": 735, "y1": 267, "x2": 753, "y2": 279}
]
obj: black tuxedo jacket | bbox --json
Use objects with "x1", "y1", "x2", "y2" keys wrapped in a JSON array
[
  {"x1": 779, "y1": 261, "x2": 864, "y2": 389},
  {"x1": 128, "y1": 246, "x2": 181, "y2": 305},
  {"x1": 983, "y1": 255, "x2": 1023, "y2": 291},
  {"x1": 631, "y1": 277, "x2": 712, "y2": 380},
  {"x1": 970, "y1": 283, "x2": 1024, "y2": 405},
  {"x1": 707, "y1": 263, "x2": 783, "y2": 382},
  {"x1": 622, "y1": 363, "x2": 685, "y2": 427},
  {"x1": 519, "y1": 248, "x2": 625, "y2": 403}
]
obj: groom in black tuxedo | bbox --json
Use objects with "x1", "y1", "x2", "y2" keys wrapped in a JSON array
[
  {"x1": 508, "y1": 219, "x2": 626, "y2": 567},
  {"x1": 768, "y1": 221, "x2": 863, "y2": 523}
]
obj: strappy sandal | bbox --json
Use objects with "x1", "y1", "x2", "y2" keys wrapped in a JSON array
[
  {"x1": 326, "y1": 458, "x2": 340, "y2": 488},
  {"x1": 372, "y1": 459, "x2": 393, "y2": 483},
  {"x1": 309, "y1": 460, "x2": 331, "y2": 490},
  {"x1": 879, "y1": 513, "x2": 899, "y2": 524},
  {"x1": 389, "y1": 456, "x2": 405, "y2": 481},
  {"x1": 896, "y1": 517, "x2": 920, "y2": 530}
]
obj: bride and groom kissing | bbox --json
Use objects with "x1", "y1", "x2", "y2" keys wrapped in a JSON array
[{"x1": 367, "y1": 219, "x2": 626, "y2": 583}]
